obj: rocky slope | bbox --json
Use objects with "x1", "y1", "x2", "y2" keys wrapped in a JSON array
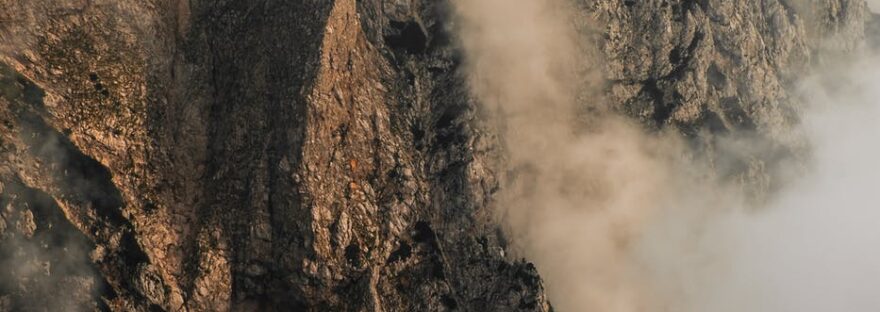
[
  {"x1": 0, "y1": 0, "x2": 869, "y2": 311},
  {"x1": 589, "y1": 0, "x2": 867, "y2": 199}
]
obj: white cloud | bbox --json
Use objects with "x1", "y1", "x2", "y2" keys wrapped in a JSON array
[
  {"x1": 868, "y1": 0, "x2": 880, "y2": 12},
  {"x1": 643, "y1": 53, "x2": 880, "y2": 312}
]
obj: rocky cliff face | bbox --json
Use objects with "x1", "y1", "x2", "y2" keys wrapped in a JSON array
[
  {"x1": 591, "y1": 0, "x2": 867, "y2": 199},
  {"x1": 0, "y1": 0, "x2": 869, "y2": 311}
]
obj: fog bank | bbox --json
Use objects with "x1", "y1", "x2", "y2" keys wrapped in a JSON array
[
  {"x1": 650, "y1": 53, "x2": 880, "y2": 312},
  {"x1": 452, "y1": 0, "x2": 880, "y2": 311}
]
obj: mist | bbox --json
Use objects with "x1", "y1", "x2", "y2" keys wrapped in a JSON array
[
  {"x1": 452, "y1": 0, "x2": 880, "y2": 311},
  {"x1": 655, "y1": 53, "x2": 880, "y2": 312},
  {"x1": 452, "y1": 0, "x2": 699, "y2": 310}
]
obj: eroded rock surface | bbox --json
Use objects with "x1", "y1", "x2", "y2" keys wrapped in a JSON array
[
  {"x1": 0, "y1": 0, "x2": 870, "y2": 311},
  {"x1": 584, "y1": 0, "x2": 868, "y2": 198}
]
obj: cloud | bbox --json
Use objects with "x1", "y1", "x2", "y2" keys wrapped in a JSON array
[
  {"x1": 451, "y1": 0, "x2": 706, "y2": 309},
  {"x1": 451, "y1": 0, "x2": 880, "y2": 311},
  {"x1": 650, "y1": 51, "x2": 880, "y2": 312}
]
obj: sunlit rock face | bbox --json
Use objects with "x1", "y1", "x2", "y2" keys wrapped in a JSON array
[{"x1": 0, "y1": 0, "x2": 868, "y2": 311}]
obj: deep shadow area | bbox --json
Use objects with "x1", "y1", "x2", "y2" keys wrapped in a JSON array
[{"x1": 385, "y1": 20, "x2": 428, "y2": 54}]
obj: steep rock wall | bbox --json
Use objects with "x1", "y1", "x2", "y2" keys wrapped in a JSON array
[{"x1": 0, "y1": 0, "x2": 869, "y2": 311}]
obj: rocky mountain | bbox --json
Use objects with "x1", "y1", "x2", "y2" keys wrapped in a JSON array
[{"x1": 0, "y1": 0, "x2": 869, "y2": 311}]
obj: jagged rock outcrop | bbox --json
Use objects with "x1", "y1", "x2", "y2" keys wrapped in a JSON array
[
  {"x1": 584, "y1": 0, "x2": 868, "y2": 198},
  {"x1": 0, "y1": 0, "x2": 869, "y2": 311}
]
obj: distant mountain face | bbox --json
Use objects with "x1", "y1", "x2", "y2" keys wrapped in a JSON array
[{"x1": 0, "y1": 0, "x2": 869, "y2": 311}]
